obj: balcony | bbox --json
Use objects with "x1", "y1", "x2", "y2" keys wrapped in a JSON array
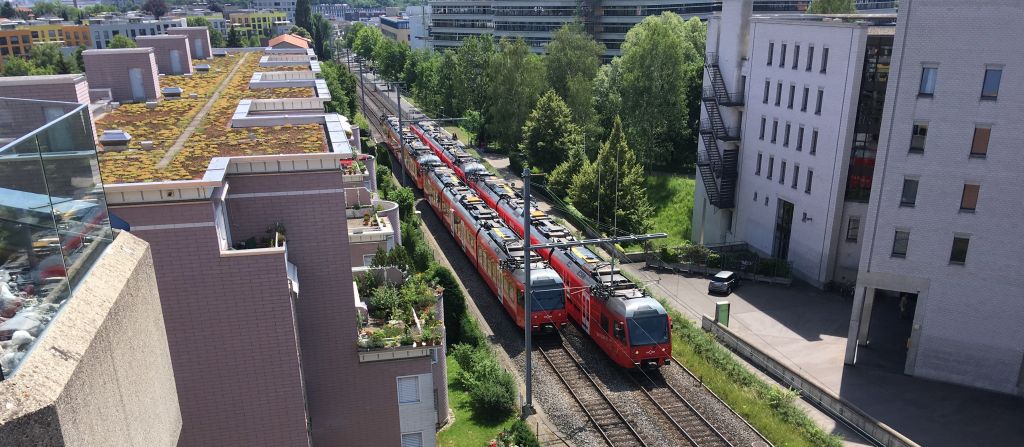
[
  {"x1": 354, "y1": 269, "x2": 444, "y2": 363},
  {"x1": 0, "y1": 98, "x2": 115, "y2": 379}
]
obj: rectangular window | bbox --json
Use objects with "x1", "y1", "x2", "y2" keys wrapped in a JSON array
[
  {"x1": 783, "y1": 123, "x2": 791, "y2": 147},
  {"x1": 792, "y1": 164, "x2": 799, "y2": 188},
  {"x1": 779, "y1": 43, "x2": 787, "y2": 67},
  {"x1": 970, "y1": 127, "x2": 991, "y2": 157},
  {"x1": 981, "y1": 68, "x2": 1002, "y2": 99},
  {"x1": 398, "y1": 377, "x2": 420, "y2": 404},
  {"x1": 779, "y1": 161, "x2": 787, "y2": 184},
  {"x1": 796, "y1": 126, "x2": 804, "y2": 151},
  {"x1": 900, "y1": 178, "x2": 919, "y2": 207},
  {"x1": 763, "y1": 79, "x2": 770, "y2": 104},
  {"x1": 759, "y1": 117, "x2": 766, "y2": 140},
  {"x1": 805, "y1": 169, "x2": 813, "y2": 194},
  {"x1": 949, "y1": 236, "x2": 970, "y2": 264},
  {"x1": 960, "y1": 184, "x2": 980, "y2": 211},
  {"x1": 806, "y1": 45, "x2": 814, "y2": 71},
  {"x1": 755, "y1": 152, "x2": 763, "y2": 175},
  {"x1": 793, "y1": 44, "x2": 800, "y2": 69},
  {"x1": 771, "y1": 120, "x2": 778, "y2": 143},
  {"x1": 810, "y1": 129, "x2": 818, "y2": 155},
  {"x1": 801, "y1": 87, "x2": 809, "y2": 111},
  {"x1": 846, "y1": 217, "x2": 859, "y2": 242},
  {"x1": 821, "y1": 47, "x2": 829, "y2": 73},
  {"x1": 767, "y1": 41, "x2": 774, "y2": 65},
  {"x1": 788, "y1": 84, "x2": 795, "y2": 109},
  {"x1": 767, "y1": 156, "x2": 774, "y2": 180},
  {"x1": 919, "y1": 67, "x2": 937, "y2": 96},
  {"x1": 892, "y1": 230, "x2": 910, "y2": 258},
  {"x1": 910, "y1": 122, "x2": 928, "y2": 153},
  {"x1": 775, "y1": 82, "x2": 782, "y2": 106},
  {"x1": 401, "y1": 432, "x2": 424, "y2": 447},
  {"x1": 815, "y1": 88, "x2": 824, "y2": 115}
]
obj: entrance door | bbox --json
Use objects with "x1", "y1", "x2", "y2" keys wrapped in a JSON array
[
  {"x1": 128, "y1": 68, "x2": 145, "y2": 101},
  {"x1": 581, "y1": 289, "x2": 591, "y2": 334},
  {"x1": 193, "y1": 38, "x2": 204, "y2": 59},
  {"x1": 773, "y1": 199, "x2": 794, "y2": 260},
  {"x1": 170, "y1": 49, "x2": 182, "y2": 74}
]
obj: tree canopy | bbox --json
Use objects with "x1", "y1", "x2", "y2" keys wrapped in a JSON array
[
  {"x1": 807, "y1": 0, "x2": 857, "y2": 14},
  {"x1": 485, "y1": 38, "x2": 547, "y2": 153},
  {"x1": 290, "y1": 26, "x2": 312, "y2": 39},
  {"x1": 518, "y1": 90, "x2": 581, "y2": 174},
  {"x1": 295, "y1": 0, "x2": 313, "y2": 32},
  {"x1": 108, "y1": 35, "x2": 137, "y2": 49},
  {"x1": 140, "y1": 0, "x2": 168, "y2": 19},
  {"x1": 1, "y1": 1, "x2": 16, "y2": 19},
  {"x1": 544, "y1": 24, "x2": 603, "y2": 128}
]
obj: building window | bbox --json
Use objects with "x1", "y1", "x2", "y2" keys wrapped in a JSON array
[
  {"x1": 788, "y1": 84, "x2": 795, "y2": 109},
  {"x1": 919, "y1": 67, "x2": 937, "y2": 96},
  {"x1": 892, "y1": 230, "x2": 910, "y2": 258},
  {"x1": 949, "y1": 236, "x2": 970, "y2": 265},
  {"x1": 767, "y1": 41, "x2": 774, "y2": 66},
  {"x1": 755, "y1": 152, "x2": 763, "y2": 175},
  {"x1": 821, "y1": 47, "x2": 829, "y2": 73},
  {"x1": 775, "y1": 82, "x2": 782, "y2": 106},
  {"x1": 759, "y1": 117, "x2": 766, "y2": 140},
  {"x1": 815, "y1": 88, "x2": 824, "y2": 115},
  {"x1": 805, "y1": 169, "x2": 813, "y2": 194},
  {"x1": 398, "y1": 376, "x2": 420, "y2": 404},
  {"x1": 846, "y1": 217, "x2": 859, "y2": 242},
  {"x1": 767, "y1": 156, "x2": 774, "y2": 180},
  {"x1": 763, "y1": 79, "x2": 770, "y2": 103},
  {"x1": 810, "y1": 129, "x2": 818, "y2": 155},
  {"x1": 783, "y1": 123, "x2": 791, "y2": 147},
  {"x1": 779, "y1": 43, "x2": 787, "y2": 67},
  {"x1": 970, "y1": 126, "x2": 991, "y2": 157},
  {"x1": 779, "y1": 161, "x2": 787, "y2": 184},
  {"x1": 401, "y1": 432, "x2": 424, "y2": 447},
  {"x1": 806, "y1": 45, "x2": 814, "y2": 71},
  {"x1": 796, "y1": 126, "x2": 804, "y2": 151},
  {"x1": 792, "y1": 164, "x2": 799, "y2": 188},
  {"x1": 793, "y1": 44, "x2": 800, "y2": 69},
  {"x1": 801, "y1": 86, "x2": 809, "y2": 111},
  {"x1": 900, "y1": 178, "x2": 919, "y2": 207},
  {"x1": 960, "y1": 184, "x2": 980, "y2": 212},
  {"x1": 981, "y1": 68, "x2": 1002, "y2": 99},
  {"x1": 771, "y1": 120, "x2": 778, "y2": 143},
  {"x1": 910, "y1": 122, "x2": 928, "y2": 153}
]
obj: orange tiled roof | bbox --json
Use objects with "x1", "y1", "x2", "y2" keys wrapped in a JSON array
[{"x1": 268, "y1": 34, "x2": 311, "y2": 49}]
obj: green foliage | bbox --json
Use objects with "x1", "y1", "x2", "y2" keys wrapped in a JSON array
[
  {"x1": 186, "y1": 16, "x2": 210, "y2": 27},
  {"x1": 0, "y1": 1, "x2": 15, "y2": 19},
  {"x1": 496, "y1": 420, "x2": 541, "y2": 447},
  {"x1": 353, "y1": 25, "x2": 383, "y2": 60},
  {"x1": 295, "y1": 0, "x2": 312, "y2": 31},
  {"x1": 1, "y1": 57, "x2": 48, "y2": 76},
  {"x1": 452, "y1": 34, "x2": 495, "y2": 115},
  {"x1": 485, "y1": 38, "x2": 548, "y2": 153},
  {"x1": 547, "y1": 144, "x2": 586, "y2": 198},
  {"x1": 401, "y1": 221, "x2": 434, "y2": 273},
  {"x1": 451, "y1": 344, "x2": 517, "y2": 420},
  {"x1": 807, "y1": 0, "x2": 857, "y2": 14},
  {"x1": 321, "y1": 61, "x2": 357, "y2": 117},
  {"x1": 310, "y1": 13, "x2": 334, "y2": 60},
  {"x1": 289, "y1": 25, "x2": 311, "y2": 39},
  {"x1": 140, "y1": 0, "x2": 168, "y2": 19},
  {"x1": 28, "y1": 43, "x2": 62, "y2": 71},
  {"x1": 372, "y1": 37, "x2": 409, "y2": 82},
  {"x1": 187, "y1": 17, "x2": 224, "y2": 47},
  {"x1": 108, "y1": 35, "x2": 137, "y2": 49},
  {"x1": 569, "y1": 116, "x2": 653, "y2": 235},
  {"x1": 227, "y1": 27, "x2": 242, "y2": 48},
  {"x1": 391, "y1": 186, "x2": 415, "y2": 221},
  {"x1": 518, "y1": 90, "x2": 581, "y2": 174},
  {"x1": 644, "y1": 174, "x2": 695, "y2": 247},
  {"x1": 246, "y1": 35, "x2": 262, "y2": 48},
  {"x1": 544, "y1": 23, "x2": 603, "y2": 128},
  {"x1": 343, "y1": 21, "x2": 366, "y2": 49},
  {"x1": 367, "y1": 284, "x2": 402, "y2": 319},
  {"x1": 592, "y1": 60, "x2": 622, "y2": 156}
]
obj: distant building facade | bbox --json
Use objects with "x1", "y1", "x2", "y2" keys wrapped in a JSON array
[
  {"x1": 380, "y1": 15, "x2": 410, "y2": 44},
  {"x1": 88, "y1": 15, "x2": 187, "y2": 49}
]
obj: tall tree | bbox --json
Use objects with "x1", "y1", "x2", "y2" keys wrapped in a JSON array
[
  {"x1": 484, "y1": 38, "x2": 547, "y2": 153},
  {"x1": 547, "y1": 144, "x2": 586, "y2": 199},
  {"x1": 310, "y1": 13, "x2": 334, "y2": 60},
  {"x1": 289, "y1": 25, "x2": 311, "y2": 39},
  {"x1": 807, "y1": 0, "x2": 856, "y2": 14},
  {"x1": 187, "y1": 17, "x2": 225, "y2": 47},
  {"x1": 1, "y1": 57, "x2": 50, "y2": 76},
  {"x1": 569, "y1": 116, "x2": 652, "y2": 235},
  {"x1": 617, "y1": 13, "x2": 702, "y2": 170},
  {"x1": 344, "y1": 22, "x2": 366, "y2": 49},
  {"x1": 295, "y1": 0, "x2": 312, "y2": 32},
  {"x1": 452, "y1": 34, "x2": 495, "y2": 114},
  {"x1": 226, "y1": 26, "x2": 242, "y2": 48},
  {"x1": 353, "y1": 26, "x2": 382, "y2": 60},
  {"x1": 592, "y1": 59, "x2": 622, "y2": 155},
  {"x1": 544, "y1": 23, "x2": 603, "y2": 125},
  {"x1": 373, "y1": 37, "x2": 408, "y2": 82},
  {"x1": 1, "y1": 1, "x2": 15, "y2": 19},
  {"x1": 140, "y1": 0, "x2": 167, "y2": 19},
  {"x1": 108, "y1": 35, "x2": 137, "y2": 49},
  {"x1": 28, "y1": 43, "x2": 62, "y2": 70},
  {"x1": 518, "y1": 90, "x2": 581, "y2": 173}
]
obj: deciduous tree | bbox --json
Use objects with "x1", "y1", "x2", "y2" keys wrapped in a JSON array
[
  {"x1": 518, "y1": 90, "x2": 581, "y2": 173},
  {"x1": 141, "y1": 0, "x2": 167, "y2": 19},
  {"x1": 544, "y1": 24, "x2": 603, "y2": 125},
  {"x1": 1, "y1": 1, "x2": 16, "y2": 19},
  {"x1": 807, "y1": 0, "x2": 856, "y2": 14},
  {"x1": 295, "y1": 0, "x2": 312, "y2": 31},
  {"x1": 484, "y1": 38, "x2": 547, "y2": 153},
  {"x1": 108, "y1": 34, "x2": 137, "y2": 49},
  {"x1": 226, "y1": 26, "x2": 242, "y2": 48}
]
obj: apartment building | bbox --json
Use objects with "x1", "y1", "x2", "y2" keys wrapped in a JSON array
[
  {"x1": 229, "y1": 10, "x2": 289, "y2": 38},
  {"x1": 0, "y1": 21, "x2": 91, "y2": 69},
  {"x1": 0, "y1": 97, "x2": 180, "y2": 445},
  {"x1": 253, "y1": 0, "x2": 298, "y2": 21},
  {"x1": 846, "y1": 0, "x2": 1024, "y2": 395},
  {"x1": 407, "y1": 5, "x2": 432, "y2": 50},
  {"x1": 91, "y1": 48, "x2": 446, "y2": 446},
  {"x1": 88, "y1": 15, "x2": 187, "y2": 49},
  {"x1": 167, "y1": 9, "x2": 230, "y2": 34},
  {"x1": 381, "y1": 15, "x2": 411, "y2": 44},
  {"x1": 692, "y1": 0, "x2": 895, "y2": 286}
]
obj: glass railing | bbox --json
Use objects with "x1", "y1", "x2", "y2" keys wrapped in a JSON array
[{"x1": 0, "y1": 97, "x2": 113, "y2": 379}]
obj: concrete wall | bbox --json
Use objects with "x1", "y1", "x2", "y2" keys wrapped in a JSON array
[
  {"x1": 167, "y1": 27, "x2": 212, "y2": 59},
  {"x1": 852, "y1": 0, "x2": 1024, "y2": 395},
  {"x1": 82, "y1": 48, "x2": 162, "y2": 103},
  {"x1": 136, "y1": 35, "x2": 194, "y2": 75},
  {"x1": 0, "y1": 74, "x2": 90, "y2": 105},
  {"x1": 0, "y1": 233, "x2": 182, "y2": 446}
]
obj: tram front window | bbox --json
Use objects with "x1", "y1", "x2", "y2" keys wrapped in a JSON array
[
  {"x1": 627, "y1": 315, "x2": 669, "y2": 346},
  {"x1": 531, "y1": 287, "x2": 565, "y2": 312}
]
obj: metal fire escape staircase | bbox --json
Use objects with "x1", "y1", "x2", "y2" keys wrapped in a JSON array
[{"x1": 698, "y1": 52, "x2": 743, "y2": 210}]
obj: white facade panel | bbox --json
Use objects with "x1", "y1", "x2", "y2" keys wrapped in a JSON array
[{"x1": 397, "y1": 373, "x2": 437, "y2": 447}]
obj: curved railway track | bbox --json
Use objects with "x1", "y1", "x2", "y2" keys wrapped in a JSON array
[{"x1": 537, "y1": 337, "x2": 647, "y2": 447}]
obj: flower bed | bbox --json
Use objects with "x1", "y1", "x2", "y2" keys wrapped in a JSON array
[{"x1": 356, "y1": 272, "x2": 444, "y2": 350}]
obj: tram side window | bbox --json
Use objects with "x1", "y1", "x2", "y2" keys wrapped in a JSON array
[{"x1": 600, "y1": 314, "x2": 609, "y2": 333}]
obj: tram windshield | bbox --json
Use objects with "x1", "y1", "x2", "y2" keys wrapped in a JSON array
[
  {"x1": 627, "y1": 315, "x2": 669, "y2": 346},
  {"x1": 530, "y1": 287, "x2": 565, "y2": 312}
]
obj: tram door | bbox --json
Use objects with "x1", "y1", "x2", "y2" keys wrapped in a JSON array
[{"x1": 581, "y1": 289, "x2": 591, "y2": 334}]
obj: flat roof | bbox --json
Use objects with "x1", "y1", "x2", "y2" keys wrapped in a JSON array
[
  {"x1": 0, "y1": 74, "x2": 85, "y2": 86},
  {"x1": 95, "y1": 52, "x2": 326, "y2": 184},
  {"x1": 82, "y1": 48, "x2": 155, "y2": 55}
]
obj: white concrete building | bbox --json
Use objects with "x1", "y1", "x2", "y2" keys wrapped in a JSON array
[
  {"x1": 253, "y1": 0, "x2": 298, "y2": 21},
  {"x1": 406, "y1": 5, "x2": 431, "y2": 50},
  {"x1": 88, "y1": 16, "x2": 187, "y2": 49},
  {"x1": 692, "y1": 0, "x2": 895, "y2": 287},
  {"x1": 846, "y1": 0, "x2": 1024, "y2": 395}
]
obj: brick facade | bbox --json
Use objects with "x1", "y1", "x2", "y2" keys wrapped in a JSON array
[
  {"x1": 136, "y1": 35, "x2": 194, "y2": 75},
  {"x1": 166, "y1": 27, "x2": 213, "y2": 60},
  {"x1": 82, "y1": 48, "x2": 162, "y2": 102},
  {"x1": 0, "y1": 74, "x2": 90, "y2": 105}
]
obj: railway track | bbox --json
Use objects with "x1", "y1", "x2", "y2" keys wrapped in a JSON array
[
  {"x1": 629, "y1": 368, "x2": 734, "y2": 447},
  {"x1": 537, "y1": 337, "x2": 647, "y2": 447}
]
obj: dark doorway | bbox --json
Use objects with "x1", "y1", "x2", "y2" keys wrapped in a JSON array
[
  {"x1": 858, "y1": 289, "x2": 916, "y2": 373},
  {"x1": 772, "y1": 199, "x2": 794, "y2": 260}
]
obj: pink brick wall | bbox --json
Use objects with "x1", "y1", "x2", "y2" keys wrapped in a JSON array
[
  {"x1": 167, "y1": 27, "x2": 213, "y2": 60},
  {"x1": 0, "y1": 77, "x2": 89, "y2": 105},
  {"x1": 82, "y1": 50, "x2": 161, "y2": 103},
  {"x1": 136, "y1": 35, "x2": 194, "y2": 75}
]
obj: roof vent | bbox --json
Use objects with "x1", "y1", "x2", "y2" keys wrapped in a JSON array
[
  {"x1": 99, "y1": 129, "x2": 132, "y2": 152},
  {"x1": 162, "y1": 86, "x2": 183, "y2": 98},
  {"x1": 196, "y1": 64, "x2": 211, "y2": 72}
]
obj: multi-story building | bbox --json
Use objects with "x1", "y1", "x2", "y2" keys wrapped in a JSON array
[
  {"x1": 167, "y1": 9, "x2": 230, "y2": 35},
  {"x1": 252, "y1": 0, "x2": 298, "y2": 21},
  {"x1": 90, "y1": 48, "x2": 447, "y2": 445},
  {"x1": 229, "y1": 10, "x2": 289, "y2": 38},
  {"x1": 381, "y1": 15, "x2": 411, "y2": 44},
  {"x1": 0, "y1": 96, "x2": 181, "y2": 445},
  {"x1": 406, "y1": 5, "x2": 432, "y2": 50},
  {"x1": 845, "y1": 0, "x2": 1024, "y2": 395},
  {"x1": 691, "y1": 0, "x2": 895, "y2": 286},
  {"x1": 0, "y1": 21, "x2": 91, "y2": 69},
  {"x1": 88, "y1": 15, "x2": 187, "y2": 49}
]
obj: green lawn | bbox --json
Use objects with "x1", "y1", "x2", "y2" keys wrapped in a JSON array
[
  {"x1": 645, "y1": 173, "x2": 695, "y2": 248},
  {"x1": 438, "y1": 357, "x2": 517, "y2": 447}
]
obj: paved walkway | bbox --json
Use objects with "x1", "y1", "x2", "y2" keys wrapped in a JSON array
[{"x1": 623, "y1": 263, "x2": 1024, "y2": 447}]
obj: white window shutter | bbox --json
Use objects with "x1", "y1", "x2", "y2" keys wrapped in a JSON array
[{"x1": 398, "y1": 377, "x2": 419, "y2": 404}]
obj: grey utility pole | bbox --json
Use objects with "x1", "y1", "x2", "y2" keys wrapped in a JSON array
[
  {"x1": 358, "y1": 59, "x2": 366, "y2": 119},
  {"x1": 517, "y1": 171, "x2": 666, "y2": 419},
  {"x1": 395, "y1": 82, "x2": 408, "y2": 186}
]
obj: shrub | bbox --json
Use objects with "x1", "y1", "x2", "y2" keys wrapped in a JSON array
[
  {"x1": 391, "y1": 186, "x2": 416, "y2": 222},
  {"x1": 498, "y1": 419, "x2": 540, "y2": 447},
  {"x1": 368, "y1": 285, "x2": 402, "y2": 319},
  {"x1": 658, "y1": 246, "x2": 680, "y2": 263},
  {"x1": 468, "y1": 364, "x2": 518, "y2": 418}
]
